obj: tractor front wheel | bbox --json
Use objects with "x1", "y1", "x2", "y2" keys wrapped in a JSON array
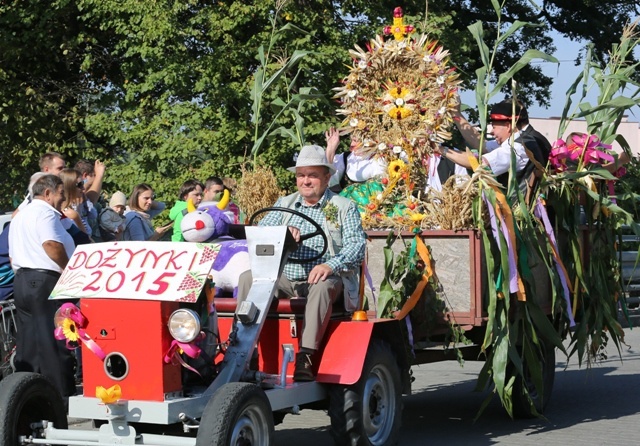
[
  {"x1": 329, "y1": 339, "x2": 402, "y2": 446},
  {"x1": 0, "y1": 372, "x2": 68, "y2": 445},
  {"x1": 196, "y1": 382, "x2": 274, "y2": 446}
]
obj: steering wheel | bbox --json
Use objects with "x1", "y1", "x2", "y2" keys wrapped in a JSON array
[{"x1": 248, "y1": 207, "x2": 328, "y2": 264}]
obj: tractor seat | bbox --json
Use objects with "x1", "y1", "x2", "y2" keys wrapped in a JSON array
[{"x1": 214, "y1": 296, "x2": 348, "y2": 318}]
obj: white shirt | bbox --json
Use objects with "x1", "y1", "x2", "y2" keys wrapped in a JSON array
[
  {"x1": 330, "y1": 152, "x2": 387, "y2": 188},
  {"x1": 424, "y1": 154, "x2": 469, "y2": 192},
  {"x1": 9, "y1": 199, "x2": 75, "y2": 273},
  {"x1": 482, "y1": 132, "x2": 528, "y2": 176}
]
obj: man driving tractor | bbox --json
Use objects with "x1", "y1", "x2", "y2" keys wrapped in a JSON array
[{"x1": 236, "y1": 144, "x2": 367, "y2": 381}]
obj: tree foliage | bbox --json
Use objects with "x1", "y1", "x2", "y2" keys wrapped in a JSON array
[{"x1": 1, "y1": 0, "x2": 638, "y2": 211}]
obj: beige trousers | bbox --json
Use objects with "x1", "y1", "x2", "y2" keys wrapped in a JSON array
[{"x1": 237, "y1": 270, "x2": 343, "y2": 350}]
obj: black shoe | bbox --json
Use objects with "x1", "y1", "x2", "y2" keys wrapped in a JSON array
[{"x1": 293, "y1": 351, "x2": 315, "y2": 382}]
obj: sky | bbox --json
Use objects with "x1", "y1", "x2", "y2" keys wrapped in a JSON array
[{"x1": 461, "y1": 31, "x2": 640, "y2": 122}]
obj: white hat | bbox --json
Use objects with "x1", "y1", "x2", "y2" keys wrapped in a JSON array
[
  {"x1": 287, "y1": 145, "x2": 336, "y2": 175},
  {"x1": 109, "y1": 191, "x2": 127, "y2": 208}
]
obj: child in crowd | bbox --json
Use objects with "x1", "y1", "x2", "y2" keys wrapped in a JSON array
[
  {"x1": 169, "y1": 179, "x2": 204, "y2": 242},
  {"x1": 98, "y1": 191, "x2": 127, "y2": 242},
  {"x1": 201, "y1": 176, "x2": 245, "y2": 224}
]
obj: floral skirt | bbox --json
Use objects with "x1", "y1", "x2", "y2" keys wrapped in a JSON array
[{"x1": 339, "y1": 179, "x2": 406, "y2": 216}]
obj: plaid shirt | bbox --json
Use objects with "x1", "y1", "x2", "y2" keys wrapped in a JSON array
[{"x1": 259, "y1": 189, "x2": 366, "y2": 281}]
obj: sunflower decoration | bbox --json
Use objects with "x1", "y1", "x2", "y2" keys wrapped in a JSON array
[
  {"x1": 333, "y1": 7, "x2": 461, "y2": 228},
  {"x1": 388, "y1": 159, "x2": 407, "y2": 179},
  {"x1": 61, "y1": 318, "x2": 80, "y2": 343}
]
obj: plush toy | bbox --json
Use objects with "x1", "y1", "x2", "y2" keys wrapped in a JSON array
[
  {"x1": 209, "y1": 239, "x2": 249, "y2": 297},
  {"x1": 181, "y1": 191, "x2": 250, "y2": 297},
  {"x1": 180, "y1": 191, "x2": 232, "y2": 242}
]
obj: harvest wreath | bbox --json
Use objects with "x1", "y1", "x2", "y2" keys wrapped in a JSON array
[{"x1": 333, "y1": 7, "x2": 467, "y2": 230}]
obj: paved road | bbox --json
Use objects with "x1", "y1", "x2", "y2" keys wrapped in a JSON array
[
  {"x1": 69, "y1": 324, "x2": 640, "y2": 445},
  {"x1": 274, "y1": 325, "x2": 640, "y2": 445}
]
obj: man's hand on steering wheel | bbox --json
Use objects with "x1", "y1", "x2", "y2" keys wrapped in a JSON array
[{"x1": 287, "y1": 226, "x2": 301, "y2": 243}]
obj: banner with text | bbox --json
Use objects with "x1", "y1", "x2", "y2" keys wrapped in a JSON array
[{"x1": 50, "y1": 241, "x2": 220, "y2": 302}]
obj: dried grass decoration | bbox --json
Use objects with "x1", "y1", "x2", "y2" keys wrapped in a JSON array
[
  {"x1": 333, "y1": 7, "x2": 462, "y2": 228},
  {"x1": 235, "y1": 165, "x2": 284, "y2": 221}
]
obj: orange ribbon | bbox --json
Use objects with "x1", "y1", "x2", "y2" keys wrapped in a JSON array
[{"x1": 395, "y1": 237, "x2": 435, "y2": 320}]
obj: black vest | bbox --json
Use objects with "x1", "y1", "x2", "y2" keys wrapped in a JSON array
[{"x1": 496, "y1": 132, "x2": 545, "y2": 203}]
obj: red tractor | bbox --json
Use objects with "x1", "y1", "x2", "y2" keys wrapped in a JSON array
[{"x1": 0, "y1": 209, "x2": 554, "y2": 446}]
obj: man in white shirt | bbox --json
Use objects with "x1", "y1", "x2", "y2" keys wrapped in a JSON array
[
  {"x1": 9, "y1": 174, "x2": 76, "y2": 398},
  {"x1": 437, "y1": 100, "x2": 546, "y2": 202}
]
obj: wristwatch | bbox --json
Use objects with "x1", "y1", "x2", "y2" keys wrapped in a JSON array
[{"x1": 441, "y1": 146, "x2": 449, "y2": 157}]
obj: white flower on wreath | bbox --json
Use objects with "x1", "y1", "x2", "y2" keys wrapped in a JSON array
[
  {"x1": 347, "y1": 89, "x2": 357, "y2": 98},
  {"x1": 378, "y1": 143, "x2": 387, "y2": 151},
  {"x1": 350, "y1": 118, "x2": 359, "y2": 127},
  {"x1": 358, "y1": 59, "x2": 367, "y2": 70},
  {"x1": 393, "y1": 145, "x2": 402, "y2": 154}
]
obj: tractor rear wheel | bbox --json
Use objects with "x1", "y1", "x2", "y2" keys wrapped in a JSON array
[
  {"x1": 196, "y1": 382, "x2": 274, "y2": 446},
  {"x1": 329, "y1": 339, "x2": 402, "y2": 446},
  {"x1": 0, "y1": 372, "x2": 68, "y2": 445},
  {"x1": 512, "y1": 337, "x2": 556, "y2": 418}
]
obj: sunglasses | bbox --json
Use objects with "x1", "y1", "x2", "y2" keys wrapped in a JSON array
[{"x1": 76, "y1": 181, "x2": 84, "y2": 188}]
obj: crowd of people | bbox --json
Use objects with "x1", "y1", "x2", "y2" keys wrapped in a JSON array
[
  {"x1": 3, "y1": 97, "x2": 633, "y2": 393},
  {"x1": 3, "y1": 153, "x2": 246, "y2": 398}
]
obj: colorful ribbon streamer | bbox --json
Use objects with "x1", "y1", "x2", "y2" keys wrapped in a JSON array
[
  {"x1": 54, "y1": 303, "x2": 106, "y2": 361},
  {"x1": 395, "y1": 236, "x2": 434, "y2": 320},
  {"x1": 163, "y1": 333, "x2": 205, "y2": 376},
  {"x1": 482, "y1": 191, "x2": 526, "y2": 300},
  {"x1": 534, "y1": 198, "x2": 576, "y2": 327}
]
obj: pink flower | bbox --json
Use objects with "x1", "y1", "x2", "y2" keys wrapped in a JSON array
[
  {"x1": 614, "y1": 166, "x2": 627, "y2": 178},
  {"x1": 549, "y1": 138, "x2": 569, "y2": 171},
  {"x1": 550, "y1": 133, "x2": 616, "y2": 173}
]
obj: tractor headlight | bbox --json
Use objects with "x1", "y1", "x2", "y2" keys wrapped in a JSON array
[{"x1": 168, "y1": 309, "x2": 201, "y2": 343}]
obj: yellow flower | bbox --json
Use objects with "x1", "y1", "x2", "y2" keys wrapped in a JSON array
[
  {"x1": 62, "y1": 318, "x2": 80, "y2": 343},
  {"x1": 388, "y1": 159, "x2": 406, "y2": 178},
  {"x1": 388, "y1": 85, "x2": 411, "y2": 99},
  {"x1": 410, "y1": 213, "x2": 426, "y2": 222},
  {"x1": 382, "y1": 85, "x2": 415, "y2": 120},
  {"x1": 96, "y1": 385, "x2": 122, "y2": 404},
  {"x1": 387, "y1": 106, "x2": 412, "y2": 120}
]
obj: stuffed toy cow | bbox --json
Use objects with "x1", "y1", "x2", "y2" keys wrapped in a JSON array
[{"x1": 180, "y1": 193, "x2": 250, "y2": 297}]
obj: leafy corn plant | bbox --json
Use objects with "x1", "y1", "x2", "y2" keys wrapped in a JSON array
[
  {"x1": 466, "y1": 0, "x2": 564, "y2": 419},
  {"x1": 541, "y1": 18, "x2": 640, "y2": 367}
]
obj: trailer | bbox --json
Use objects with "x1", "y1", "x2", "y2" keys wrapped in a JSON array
[{"x1": 0, "y1": 208, "x2": 555, "y2": 446}]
